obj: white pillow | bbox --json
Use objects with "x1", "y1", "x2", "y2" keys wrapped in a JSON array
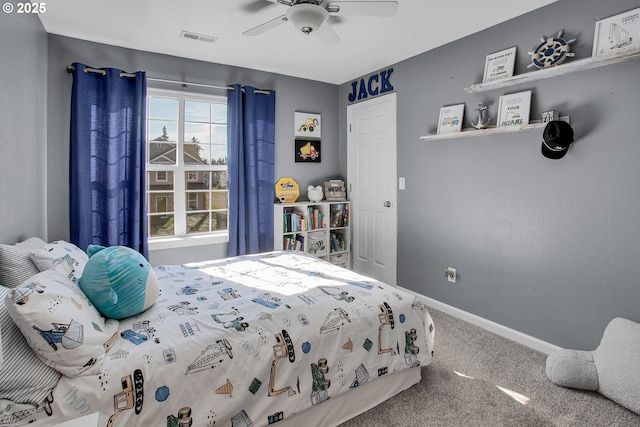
[
  {"x1": 0, "y1": 285, "x2": 61, "y2": 405},
  {"x1": 30, "y1": 240, "x2": 88, "y2": 281},
  {"x1": 5, "y1": 269, "x2": 119, "y2": 377}
]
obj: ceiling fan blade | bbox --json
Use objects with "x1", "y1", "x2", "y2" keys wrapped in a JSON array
[
  {"x1": 241, "y1": 0, "x2": 277, "y2": 13},
  {"x1": 315, "y1": 21, "x2": 340, "y2": 47},
  {"x1": 326, "y1": 1, "x2": 398, "y2": 17},
  {"x1": 242, "y1": 14, "x2": 288, "y2": 36}
]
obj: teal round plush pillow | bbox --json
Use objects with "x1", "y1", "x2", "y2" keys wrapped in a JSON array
[{"x1": 79, "y1": 245, "x2": 160, "y2": 319}]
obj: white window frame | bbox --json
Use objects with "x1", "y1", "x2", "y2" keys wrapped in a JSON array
[
  {"x1": 187, "y1": 192, "x2": 198, "y2": 210},
  {"x1": 147, "y1": 88, "x2": 228, "y2": 250},
  {"x1": 186, "y1": 171, "x2": 198, "y2": 182},
  {"x1": 156, "y1": 171, "x2": 168, "y2": 182}
]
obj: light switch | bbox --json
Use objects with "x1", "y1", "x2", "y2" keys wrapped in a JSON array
[{"x1": 398, "y1": 177, "x2": 405, "y2": 190}]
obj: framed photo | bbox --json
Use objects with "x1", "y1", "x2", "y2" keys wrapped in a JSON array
[
  {"x1": 295, "y1": 139, "x2": 321, "y2": 163},
  {"x1": 497, "y1": 91, "x2": 532, "y2": 129},
  {"x1": 593, "y1": 7, "x2": 640, "y2": 57},
  {"x1": 483, "y1": 47, "x2": 517, "y2": 83},
  {"x1": 294, "y1": 112, "x2": 321, "y2": 139},
  {"x1": 437, "y1": 104, "x2": 464, "y2": 134}
]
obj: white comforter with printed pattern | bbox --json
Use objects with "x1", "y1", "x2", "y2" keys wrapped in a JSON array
[{"x1": 8, "y1": 251, "x2": 434, "y2": 427}]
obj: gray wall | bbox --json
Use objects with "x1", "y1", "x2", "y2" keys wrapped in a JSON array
[
  {"x1": 339, "y1": 0, "x2": 640, "y2": 349},
  {"x1": 45, "y1": 35, "x2": 340, "y2": 265},
  {"x1": 0, "y1": 12, "x2": 47, "y2": 244}
]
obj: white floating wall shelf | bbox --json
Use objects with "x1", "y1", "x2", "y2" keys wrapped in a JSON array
[
  {"x1": 420, "y1": 117, "x2": 570, "y2": 141},
  {"x1": 465, "y1": 49, "x2": 640, "y2": 94}
]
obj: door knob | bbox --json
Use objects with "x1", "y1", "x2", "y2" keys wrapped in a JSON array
[{"x1": 383, "y1": 201, "x2": 392, "y2": 207}]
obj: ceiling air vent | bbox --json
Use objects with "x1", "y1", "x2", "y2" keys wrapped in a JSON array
[{"x1": 179, "y1": 30, "x2": 217, "y2": 43}]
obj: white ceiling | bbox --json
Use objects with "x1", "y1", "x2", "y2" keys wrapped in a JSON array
[{"x1": 38, "y1": 0, "x2": 557, "y2": 85}]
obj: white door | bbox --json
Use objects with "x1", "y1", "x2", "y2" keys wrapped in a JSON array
[{"x1": 347, "y1": 93, "x2": 397, "y2": 285}]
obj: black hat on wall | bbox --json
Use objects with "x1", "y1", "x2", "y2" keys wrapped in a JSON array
[{"x1": 542, "y1": 120, "x2": 574, "y2": 159}]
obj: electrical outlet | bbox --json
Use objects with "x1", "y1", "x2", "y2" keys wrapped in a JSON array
[{"x1": 445, "y1": 267, "x2": 456, "y2": 283}]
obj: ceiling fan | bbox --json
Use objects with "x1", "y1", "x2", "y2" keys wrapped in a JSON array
[{"x1": 242, "y1": 0, "x2": 399, "y2": 46}]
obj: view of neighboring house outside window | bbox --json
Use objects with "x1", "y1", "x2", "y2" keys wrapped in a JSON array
[{"x1": 146, "y1": 89, "x2": 228, "y2": 239}]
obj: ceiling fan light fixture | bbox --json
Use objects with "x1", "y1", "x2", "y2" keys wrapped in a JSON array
[{"x1": 286, "y1": 4, "x2": 328, "y2": 35}]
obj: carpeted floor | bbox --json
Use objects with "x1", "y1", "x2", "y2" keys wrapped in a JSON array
[{"x1": 339, "y1": 307, "x2": 640, "y2": 426}]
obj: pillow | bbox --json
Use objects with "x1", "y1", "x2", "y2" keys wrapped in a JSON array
[
  {"x1": 30, "y1": 240, "x2": 89, "y2": 281},
  {"x1": 79, "y1": 245, "x2": 160, "y2": 320},
  {"x1": 5, "y1": 269, "x2": 119, "y2": 377},
  {"x1": 0, "y1": 285, "x2": 61, "y2": 405},
  {"x1": 14, "y1": 237, "x2": 48, "y2": 252},
  {"x1": 0, "y1": 237, "x2": 47, "y2": 288}
]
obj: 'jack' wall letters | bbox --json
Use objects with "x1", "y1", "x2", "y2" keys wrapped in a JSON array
[{"x1": 348, "y1": 68, "x2": 394, "y2": 103}]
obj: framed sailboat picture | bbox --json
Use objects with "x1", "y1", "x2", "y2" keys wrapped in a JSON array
[{"x1": 593, "y1": 8, "x2": 640, "y2": 57}]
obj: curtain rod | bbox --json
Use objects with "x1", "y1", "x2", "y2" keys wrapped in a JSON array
[{"x1": 65, "y1": 65, "x2": 271, "y2": 95}]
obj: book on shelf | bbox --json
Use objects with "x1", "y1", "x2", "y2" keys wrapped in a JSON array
[
  {"x1": 283, "y1": 211, "x2": 307, "y2": 233},
  {"x1": 330, "y1": 204, "x2": 349, "y2": 228},
  {"x1": 283, "y1": 234, "x2": 304, "y2": 251},
  {"x1": 329, "y1": 232, "x2": 346, "y2": 252},
  {"x1": 330, "y1": 233, "x2": 338, "y2": 252},
  {"x1": 308, "y1": 207, "x2": 325, "y2": 230}
]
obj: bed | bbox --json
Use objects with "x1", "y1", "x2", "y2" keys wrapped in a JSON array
[{"x1": 0, "y1": 238, "x2": 434, "y2": 427}]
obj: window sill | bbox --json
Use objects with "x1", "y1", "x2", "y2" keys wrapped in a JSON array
[{"x1": 148, "y1": 233, "x2": 228, "y2": 251}]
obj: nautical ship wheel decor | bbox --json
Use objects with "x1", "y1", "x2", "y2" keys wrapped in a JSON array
[{"x1": 527, "y1": 30, "x2": 576, "y2": 69}]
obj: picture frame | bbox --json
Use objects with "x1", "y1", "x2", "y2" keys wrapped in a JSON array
[
  {"x1": 437, "y1": 104, "x2": 464, "y2": 134},
  {"x1": 497, "y1": 91, "x2": 532, "y2": 129},
  {"x1": 592, "y1": 7, "x2": 640, "y2": 57},
  {"x1": 294, "y1": 112, "x2": 321, "y2": 139},
  {"x1": 483, "y1": 46, "x2": 517, "y2": 83},
  {"x1": 295, "y1": 139, "x2": 321, "y2": 163}
]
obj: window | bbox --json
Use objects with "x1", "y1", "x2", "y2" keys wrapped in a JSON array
[
  {"x1": 146, "y1": 89, "x2": 228, "y2": 239},
  {"x1": 156, "y1": 171, "x2": 168, "y2": 182}
]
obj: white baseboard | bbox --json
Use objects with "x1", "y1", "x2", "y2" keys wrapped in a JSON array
[{"x1": 398, "y1": 286, "x2": 561, "y2": 355}]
